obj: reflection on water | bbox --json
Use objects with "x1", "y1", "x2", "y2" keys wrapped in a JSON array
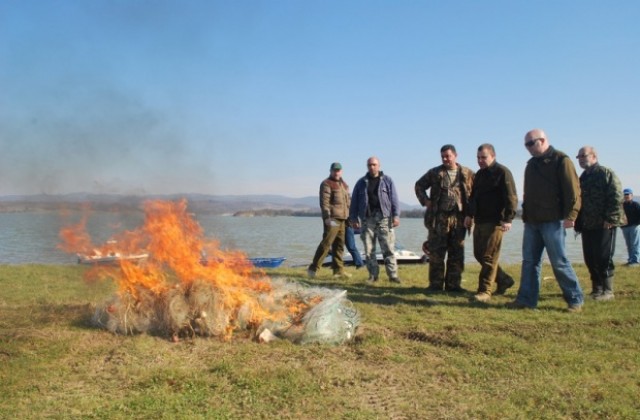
[{"x1": 0, "y1": 212, "x2": 626, "y2": 267}]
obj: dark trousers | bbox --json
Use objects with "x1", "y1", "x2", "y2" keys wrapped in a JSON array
[
  {"x1": 428, "y1": 213, "x2": 466, "y2": 289},
  {"x1": 473, "y1": 222, "x2": 512, "y2": 294},
  {"x1": 581, "y1": 228, "x2": 616, "y2": 293},
  {"x1": 309, "y1": 219, "x2": 346, "y2": 273}
]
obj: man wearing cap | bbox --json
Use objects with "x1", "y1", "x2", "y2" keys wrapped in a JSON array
[
  {"x1": 350, "y1": 156, "x2": 402, "y2": 283},
  {"x1": 621, "y1": 188, "x2": 640, "y2": 266},
  {"x1": 307, "y1": 162, "x2": 352, "y2": 279},
  {"x1": 575, "y1": 146, "x2": 626, "y2": 301}
]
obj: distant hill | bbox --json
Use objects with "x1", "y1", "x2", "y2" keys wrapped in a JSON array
[{"x1": 0, "y1": 193, "x2": 421, "y2": 215}]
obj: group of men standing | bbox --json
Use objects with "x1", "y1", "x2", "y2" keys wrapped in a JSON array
[{"x1": 308, "y1": 128, "x2": 636, "y2": 312}]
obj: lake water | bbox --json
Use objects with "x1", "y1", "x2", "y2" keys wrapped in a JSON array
[{"x1": 0, "y1": 211, "x2": 629, "y2": 267}]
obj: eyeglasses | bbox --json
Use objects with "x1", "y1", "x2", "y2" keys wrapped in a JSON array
[
  {"x1": 524, "y1": 138, "x2": 542, "y2": 148},
  {"x1": 576, "y1": 153, "x2": 592, "y2": 159},
  {"x1": 624, "y1": 193, "x2": 631, "y2": 196}
]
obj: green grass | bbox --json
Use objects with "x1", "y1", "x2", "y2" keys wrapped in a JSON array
[{"x1": 1, "y1": 263, "x2": 639, "y2": 419}]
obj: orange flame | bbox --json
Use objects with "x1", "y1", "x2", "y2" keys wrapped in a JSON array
[{"x1": 59, "y1": 199, "x2": 288, "y2": 338}]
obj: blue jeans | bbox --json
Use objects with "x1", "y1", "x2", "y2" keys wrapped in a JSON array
[
  {"x1": 345, "y1": 226, "x2": 364, "y2": 267},
  {"x1": 517, "y1": 221, "x2": 584, "y2": 308},
  {"x1": 621, "y1": 225, "x2": 640, "y2": 264}
]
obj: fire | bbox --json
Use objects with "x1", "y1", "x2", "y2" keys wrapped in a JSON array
[{"x1": 58, "y1": 199, "x2": 359, "y2": 344}]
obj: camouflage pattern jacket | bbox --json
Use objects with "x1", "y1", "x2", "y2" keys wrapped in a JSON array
[
  {"x1": 522, "y1": 147, "x2": 581, "y2": 223},
  {"x1": 320, "y1": 177, "x2": 350, "y2": 221},
  {"x1": 415, "y1": 163, "x2": 474, "y2": 229},
  {"x1": 576, "y1": 163, "x2": 626, "y2": 231}
]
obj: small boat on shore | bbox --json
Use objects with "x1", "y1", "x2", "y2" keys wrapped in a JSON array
[
  {"x1": 322, "y1": 248, "x2": 427, "y2": 267},
  {"x1": 249, "y1": 257, "x2": 287, "y2": 268},
  {"x1": 77, "y1": 252, "x2": 149, "y2": 265}
]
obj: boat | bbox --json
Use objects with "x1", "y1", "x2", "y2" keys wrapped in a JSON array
[
  {"x1": 77, "y1": 252, "x2": 149, "y2": 265},
  {"x1": 249, "y1": 257, "x2": 287, "y2": 268},
  {"x1": 200, "y1": 255, "x2": 287, "y2": 268},
  {"x1": 322, "y1": 247, "x2": 427, "y2": 267}
]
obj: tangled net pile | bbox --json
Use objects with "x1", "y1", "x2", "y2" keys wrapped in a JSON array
[
  {"x1": 59, "y1": 199, "x2": 360, "y2": 344},
  {"x1": 92, "y1": 278, "x2": 359, "y2": 344}
]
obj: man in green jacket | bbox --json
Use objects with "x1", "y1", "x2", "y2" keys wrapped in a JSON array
[
  {"x1": 507, "y1": 129, "x2": 584, "y2": 312},
  {"x1": 575, "y1": 146, "x2": 626, "y2": 301},
  {"x1": 308, "y1": 162, "x2": 351, "y2": 279}
]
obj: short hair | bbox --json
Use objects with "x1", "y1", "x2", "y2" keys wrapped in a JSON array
[
  {"x1": 477, "y1": 143, "x2": 496, "y2": 155},
  {"x1": 440, "y1": 144, "x2": 456, "y2": 154}
]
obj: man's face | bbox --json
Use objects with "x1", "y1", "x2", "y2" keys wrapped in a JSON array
[
  {"x1": 367, "y1": 159, "x2": 380, "y2": 177},
  {"x1": 576, "y1": 148, "x2": 596, "y2": 170},
  {"x1": 477, "y1": 149, "x2": 495, "y2": 169},
  {"x1": 441, "y1": 149, "x2": 457, "y2": 169},
  {"x1": 524, "y1": 136, "x2": 544, "y2": 157},
  {"x1": 625, "y1": 193, "x2": 633, "y2": 202},
  {"x1": 331, "y1": 169, "x2": 343, "y2": 180}
]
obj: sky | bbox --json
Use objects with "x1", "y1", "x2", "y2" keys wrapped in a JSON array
[{"x1": 1, "y1": 0, "x2": 639, "y2": 204}]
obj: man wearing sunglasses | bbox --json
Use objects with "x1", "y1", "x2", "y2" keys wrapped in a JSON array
[{"x1": 507, "y1": 129, "x2": 584, "y2": 312}]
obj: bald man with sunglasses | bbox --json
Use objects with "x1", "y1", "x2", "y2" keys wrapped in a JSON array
[{"x1": 507, "y1": 129, "x2": 584, "y2": 312}]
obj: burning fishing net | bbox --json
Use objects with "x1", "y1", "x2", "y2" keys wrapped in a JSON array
[{"x1": 58, "y1": 199, "x2": 359, "y2": 344}]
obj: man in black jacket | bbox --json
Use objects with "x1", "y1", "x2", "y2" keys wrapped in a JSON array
[
  {"x1": 621, "y1": 188, "x2": 640, "y2": 266},
  {"x1": 464, "y1": 144, "x2": 518, "y2": 302}
]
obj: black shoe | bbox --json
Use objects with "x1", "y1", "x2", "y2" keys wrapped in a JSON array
[
  {"x1": 389, "y1": 277, "x2": 401, "y2": 284},
  {"x1": 445, "y1": 285, "x2": 467, "y2": 293},
  {"x1": 495, "y1": 276, "x2": 515, "y2": 295},
  {"x1": 366, "y1": 275, "x2": 378, "y2": 283},
  {"x1": 424, "y1": 285, "x2": 443, "y2": 294}
]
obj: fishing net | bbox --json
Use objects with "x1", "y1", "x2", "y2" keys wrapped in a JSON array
[{"x1": 92, "y1": 277, "x2": 360, "y2": 345}]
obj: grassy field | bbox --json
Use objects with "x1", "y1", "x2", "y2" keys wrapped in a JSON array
[{"x1": 1, "y1": 262, "x2": 639, "y2": 419}]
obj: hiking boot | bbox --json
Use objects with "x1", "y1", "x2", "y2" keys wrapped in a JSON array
[
  {"x1": 495, "y1": 276, "x2": 515, "y2": 295},
  {"x1": 594, "y1": 292, "x2": 614, "y2": 302},
  {"x1": 472, "y1": 292, "x2": 491, "y2": 302},
  {"x1": 566, "y1": 304, "x2": 583, "y2": 313},
  {"x1": 389, "y1": 277, "x2": 401, "y2": 284},
  {"x1": 590, "y1": 290, "x2": 603, "y2": 299},
  {"x1": 307, "y1": 269, "x2": 316, "y2": 279},
  {"x1": 505, "y1": 300, "x2": 531, "y2": 310},
  {"x1": 333, "y1": 272, "x2": 352, "y2": 279},
  {"x1": 445, "y1": 285, "x2": 467, "y2": 293},
  {"x1": 366, "y1": 275, "x2": 378, "y2": 283}
]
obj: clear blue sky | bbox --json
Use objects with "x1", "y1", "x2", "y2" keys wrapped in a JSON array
[{"x1": 2, "y1": 1, "x2": 639, "y2": 204}]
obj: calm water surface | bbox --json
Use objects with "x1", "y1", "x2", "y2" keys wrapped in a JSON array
[{"x1": 0, "y1": 212, "x2": 627, "y2": 267}]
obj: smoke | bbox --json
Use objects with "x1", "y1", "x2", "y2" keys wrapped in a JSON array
[{"x1": 0, "y1": 81, "x2": 214, "y2": 195}]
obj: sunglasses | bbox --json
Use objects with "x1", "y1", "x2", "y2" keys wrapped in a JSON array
[{"x1": 524, "y1": 138, "x2": 542, "y2": 148}]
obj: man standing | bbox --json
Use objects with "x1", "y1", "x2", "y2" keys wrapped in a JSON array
[
  {"x1": 307, "y1": 162, "x2": 351, "y2": 279},
  {"x1": 574, "y1": 146, "x2": 625, "y2": 301},
  {"x1": 621, "y1": 188, "x2": 640, "y2": 266},
  {"x1": 463, "y1": 144, "x2": 518, "y2": 302},
  {"x1": 508, "y1": 129, "x2": 584, "y2": 312},
  {"x1": 415, "y1": 145, "x2": 474, "y2": 293},
  {"x1": 350, "y1": 156, "x2": 401, "y2": 283}
]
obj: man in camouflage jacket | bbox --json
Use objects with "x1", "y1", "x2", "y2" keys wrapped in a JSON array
[
  {"x1": 575, "y1": 146, "x2": 626, "y2": 301},
  {"x1": 415, "y1": 144, "x2": 474, "y2": 292}
]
